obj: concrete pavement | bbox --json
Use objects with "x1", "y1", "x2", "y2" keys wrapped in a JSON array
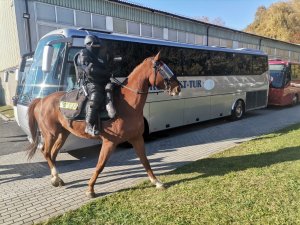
[{"x1": 1, "y1": 105, "x2": 300, "y2": 224}]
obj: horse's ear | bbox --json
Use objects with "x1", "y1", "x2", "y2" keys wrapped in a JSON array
[{"x1": 154, "y1": 51, "x2": 161, "y2": 61}]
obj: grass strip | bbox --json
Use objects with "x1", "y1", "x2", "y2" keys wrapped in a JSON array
[{"x1": 42, "y1": 124, "x2": 300, "y2": 225}]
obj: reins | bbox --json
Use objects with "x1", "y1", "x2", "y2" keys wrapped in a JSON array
[
  {"x1": 111, "y1": 77, "x2": 148, "y2": 94},
  {"x1": 110, "y1": 59, "x2": 167, "y2": 95}
]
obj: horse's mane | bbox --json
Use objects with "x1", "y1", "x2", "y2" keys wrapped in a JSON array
[
  {"x1": 128, "y1": 57, "x2": 152, "y2": 78},
  {"x1": 113, "y1": 56, "x2": 153, "y2": 88}
]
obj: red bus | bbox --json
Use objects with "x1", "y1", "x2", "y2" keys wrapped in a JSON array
[{"x1": 268, "y1": 59, "x2": 300, "y2": 106}]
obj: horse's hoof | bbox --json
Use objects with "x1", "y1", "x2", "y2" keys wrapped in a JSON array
[
  {"x1": 86, "y1": 191, "x2": 96, "y2": 198},
  {"x1": 51, "y1": 177, "x2": 64, "y2": 187},
  {"x1": 51, "y1": 178, "x2": 59, "y2": 187},
  {"x1": 156, "y1": 183, "x2": 166, "y2": 190},
  {"x1": 155, "y1": 181, "x2": 166, "y2": 190},
  {"x1": 58, "y1": 179, "x2": 65, "y2": 187}
]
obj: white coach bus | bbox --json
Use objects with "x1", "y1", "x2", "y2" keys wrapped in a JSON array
[{"x1": 16, "y1": 28, "x2": 269, "y2": 150}]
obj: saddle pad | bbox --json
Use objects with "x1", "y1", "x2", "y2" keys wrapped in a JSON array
[{"x1": 59, "y1": 89, "x2": 87, "y2": 119}]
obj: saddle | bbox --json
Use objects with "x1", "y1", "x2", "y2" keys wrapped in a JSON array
[{"x1": 59, "y1": 89, "x2": 111, "y2": 122}]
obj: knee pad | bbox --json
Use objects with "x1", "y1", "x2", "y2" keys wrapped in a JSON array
[
  {"x1": 90, "y1": 91, "x2": 104, "y2": 108},
  {"x1": 105, "y1": 82, "x2": 114, "y2": 92}
]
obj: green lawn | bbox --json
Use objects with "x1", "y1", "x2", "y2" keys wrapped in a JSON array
[
  {"x1": 0, "y1": 105, "x2": 14, "y2": 119},
  {"x1": 42, "y1": 124, "x2": 300, "y2": 225}
]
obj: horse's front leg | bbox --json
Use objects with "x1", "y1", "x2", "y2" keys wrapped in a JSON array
[
  {"x1": 49, "y1": 131, "x2": 70, "y2": 187},
  {"x1": 86, "y1": 140, "x2": 116, "y2": 198},
  {"x1": 42, "y1": 133, "x2": 65, "y2": 187},
  {"x1": 129, "y1": 135, "x2": 165, "y2": 189}
]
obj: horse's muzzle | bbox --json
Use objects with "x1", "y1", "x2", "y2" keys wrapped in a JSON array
[{"x1": 169, "y1": 85, "x2": 181, "y2": 96}]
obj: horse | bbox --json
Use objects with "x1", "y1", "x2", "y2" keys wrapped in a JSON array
[{"x1": 26, "y1": 52, "x2": 181, "y2": 198}]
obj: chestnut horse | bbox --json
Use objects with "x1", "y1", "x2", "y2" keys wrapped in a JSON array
[{"x1": 26, "y1": 52, "x2": 181, "y2": 198}]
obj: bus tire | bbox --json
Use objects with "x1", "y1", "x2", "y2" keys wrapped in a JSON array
[
  {"x1": 143, "y1": 118, "x2": 150, "y2": 140},
  {"x1": 292, "y1": 94, "x2": 298, "y2": 106},
  {"x1": 231, "y1": 100, "x2": 245, "y2": 120}
]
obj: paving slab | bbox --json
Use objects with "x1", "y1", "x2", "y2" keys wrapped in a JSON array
[{"x1": 1, "y1": 106, "x2": 300, "y2": 224}]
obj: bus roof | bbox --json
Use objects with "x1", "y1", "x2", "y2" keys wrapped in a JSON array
[{"x1": 43, "y1": 28, "x2": 267, "y2": 56}]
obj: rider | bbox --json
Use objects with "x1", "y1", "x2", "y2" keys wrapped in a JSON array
[{"x1": 75, "y1": 34, "x2": 112, "y2": 136}]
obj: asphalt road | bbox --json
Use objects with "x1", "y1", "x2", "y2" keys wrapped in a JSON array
[
  {"x1": 0, "y1": 106, "x2": 287, "y2": 158},
  {"x1": 0, "y1": 119, "x2": 28, "y2": 156}
]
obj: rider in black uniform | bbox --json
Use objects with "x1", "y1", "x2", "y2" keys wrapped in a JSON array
[{"x1": 76, "y1": 35, "x2": 111, "y2": 136}]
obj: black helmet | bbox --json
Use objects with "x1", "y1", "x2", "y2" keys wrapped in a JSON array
[
  {"x1": 84, "y1": 35, "x2": 101, "y2": 55},
  {"x1": 84, "y1": 35, "x2": 101, "y2": 47}
]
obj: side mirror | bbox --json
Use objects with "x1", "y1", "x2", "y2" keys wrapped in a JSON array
[
  {"x1": 113, "y1": 56, "x2": 122, "y2": 62},
  {"x1": 42, "y1": 45, "x2": 54, "y2": 72},
  {"x1": 15, "y1": 69, "x2": 20, "y2": 81}
]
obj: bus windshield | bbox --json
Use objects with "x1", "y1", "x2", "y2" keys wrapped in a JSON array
[
  {"x1": 269, "y1": 64, "x2": 286, "y2": 88},
  {"x1": 61, "y1": 47, "x2": 82, "y2": 91},
  {"x1": 18, "y1": 35, "x2": 66, "y2": 105}
]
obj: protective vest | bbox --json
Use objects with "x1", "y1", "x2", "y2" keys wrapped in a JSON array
[{"x1": 77, "y1": 49, "x2": 110, "y2": 85}]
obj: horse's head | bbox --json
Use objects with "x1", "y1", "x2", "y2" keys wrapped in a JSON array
[{"x1": 150, "y1": 52, "x2": 181, "y2": 96}]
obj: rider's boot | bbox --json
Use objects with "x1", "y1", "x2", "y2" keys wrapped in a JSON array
[
  {"x1": 85, "y1": 105, "x2": 100, "y2": 136},
  {"x1": 105, "y1": 83, "x2": 116, "y2": 119}
]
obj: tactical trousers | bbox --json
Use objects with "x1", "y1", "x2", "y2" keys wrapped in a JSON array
[{"x1": 85, "y1": 83, "x2": 105, "y2": 128}]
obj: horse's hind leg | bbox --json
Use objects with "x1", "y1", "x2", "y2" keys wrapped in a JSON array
[
  {"x1": 129, "y1": 136, "x2": 165, "y2": 189},
  {"x1": 86, "y1": 140, "x2": 116, "y2": 198}
]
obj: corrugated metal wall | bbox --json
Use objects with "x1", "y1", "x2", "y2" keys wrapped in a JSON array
[
  {"x1": 0, "y1": 1, "x2": 20, "y2": 71},
  {"x1": 2, "y1": 0, "x2": 300, "y2": 73},
  {"x1": 35, "y1": 0, "x2": 208, "y2": 34},
  {"x1": 35, "y1": 0, "x2": 300, "y2": 55}
]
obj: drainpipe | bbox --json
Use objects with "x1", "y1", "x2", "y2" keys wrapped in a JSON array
[
  {"x1": 259, "y1": 38, "x2": 262, "y2": 50},
  {"x1": 24, "y1": 0, "x2": 32, "y2": 52},
  {"x1": 206, "y1": 26, "x2": 210, "y2": 46}
]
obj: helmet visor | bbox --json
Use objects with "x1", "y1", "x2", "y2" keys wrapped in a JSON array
[{"x1": 86, "y1": 42, "x2": 101, "y2": 47}]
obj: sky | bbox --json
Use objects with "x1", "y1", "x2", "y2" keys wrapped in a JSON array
[{"x1": 128, "y1": 0, "x2": 283, "y2": 30}]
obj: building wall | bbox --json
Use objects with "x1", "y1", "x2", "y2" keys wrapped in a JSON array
[
  {"x1": 31, "y1": 0, "x2": 300, "y2": 61},
  {"x1": 0, "y1": 0, "x2": 20, "y2": 71},
  {"x1": 0, "y1": 0, "x2": 20, "y2": 106},
  {"x1": 0, "y1": 71, "x2": 18, "y2": 105}
]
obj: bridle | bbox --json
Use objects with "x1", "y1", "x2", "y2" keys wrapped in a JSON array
[
  {"x1": 152, "y1": 60, "x2": 180, "y2": 93},
  {"x1": 112, "y1": 59, "x2": 179, "y2": 95}
]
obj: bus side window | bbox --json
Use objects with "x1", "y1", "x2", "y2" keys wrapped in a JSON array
[
  {"x1": 296, "y1": 65, "x2": 300, "y2": 78},
  {"x1": 234, "y1": 54, "x2": 252, "y2": 75},
  {"x1": 160, "y1": 46, "x2": 183, "y2": 76},
  {"x1": 182, "y1": 49, "x2": 210, "y2": 76},
  {"x1": 253, "y1": 56, "x2": 268, "y2": 75},
  {"x1": 108, "y1": 40, "x2": 150, "y2": 77},
  {"x1": 285, "y1": 65, "x2": 291, "y2": 84},
  {"x1": 211, "y1": 51, "x2": 233, "y2": 76},
  {"x1": 291, "y1": 64, "x2": 300, "y2": 80}
]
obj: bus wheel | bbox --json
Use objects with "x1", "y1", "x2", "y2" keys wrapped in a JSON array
[
  {"x1": 143, "y1": 118, "x2": 150, "y2": 140},
  {"x1": 231, "y1": 100, "x2": 244, "y2": 120},
  {"x1": 292, "y1": 95, "x2": 298, "y2": 106}
]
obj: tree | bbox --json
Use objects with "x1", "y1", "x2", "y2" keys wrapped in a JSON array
[
  {"x1": 196, "y1": 16, "x2": 226, "y2": 27},
  {"x1": 245, "y1": 0, "x2": 300, "y2": 43}
]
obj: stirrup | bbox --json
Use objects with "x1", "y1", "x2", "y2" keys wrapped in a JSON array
[
  {"x1": 85, "y1": 124, "x2": 100, "y2": 136},
  {"x1": 106, "y1": 102, "x2": 116, "y2": 119}
]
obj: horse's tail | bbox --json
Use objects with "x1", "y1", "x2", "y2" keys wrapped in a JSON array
[{"x1": 26, "y1": 98, "x2": 41, "y2": 160}]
